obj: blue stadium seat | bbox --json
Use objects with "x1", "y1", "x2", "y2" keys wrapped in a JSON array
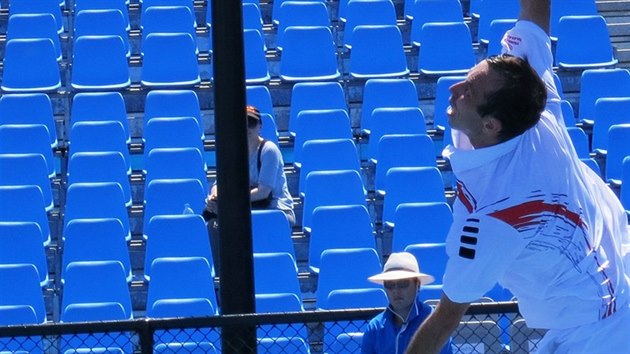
[
  {"x1": 476, "y1": 0, "x2": 519, "y2": 44},
  {"x1": 561, "y1": 100, "x2": 576, "y2": 127},
  {"x1": 316, "y1": 248, "x2": 382, "y2": 308},
  {"x1": 293, "y1": 109, "x2": 353, "y2": 168},
  {"x1": 67, "y1": 152, "x2": 131, "y2": 207},
  {"x1": 620, "y1": 157, "x2": 630, "y2": 211},
  {"x1": 257, "y1": 337, "x2": 310, "y2": 354},
  {"x1": 260, "y1": 113, "x2": 280, "y2": 145},
  {"x1": 581, "y1": 158, "x2": 602, "y2": 178},
  {"x1": 7, "y1": 13, "x2": 62, "y2": 61},
  {"x1": 367, "y1": 107, "x2": 428, "y2": 162},
  {"x1": 410, "y1": 0, "x2": 465, "y2": 47},
  {"x1": 150, "y1": 298, "x2": 216, "y2": 318},
  {"x1": 142, "y1": 6, "x2": 197, "y2": 54},
  {"x1": 289, "y1": 81, "x2": 347, "y2": 137},
  {"x1": 326, "y1": 288, "x2": 387, "y2": 309},
  {"x1": 0, "y1": 93, "x2": 57, "y2": 148},
  {"x1": 75, "y1": 0, "x2": 130, "y2": 30},
  {"x1": 141, "y1": 33, "x2": 200, "y2": 88},
  {"x1": 75, "y1": 9, "x2": 130, "y2": 57},
  {"x1": 142, "y1": 0, "x2": 196, "y2": 25},
  {"x1": 255, "y1": 293, "x2": 303, "y2": 313},
  {"x1": 275, "y1": 1, "x2": 330, "y2": 51},
  {"x1": 254, "y1": 252, "x2": 302, "y2": 304},
  {"x1": 69, "y1": 121, "x2": 131, "y2": 174},
  {"x1": 144, "y1": 90, "x2": 204, "y2": 139},
  {"x1": 71, "y1": 92, "x2": 130, "y2": 143},
  {"x1": 0, "y1": 124, "x2": 55, "y2": 178},
  {"x1": 144, "y1": 214, "x2": 215, "y2": 280},
  {"x1": 592, "y1": 97, "x2": 630, "y2": 153},
  {"x1": 144, "y1": 117, "x2": 204, "y2": 160},
  {"x1": 578, "y1": 69, "x2": 630, "y2": 123},
  {"x1": 251, "y1": 209, "x2": 296, "y2": 262},
  {"x1": 309, "y1": 205, "x2": 375, "y2": 272},
  {"x1": 382, "y1": 167, "x2": 446, "y2": 227},
  {"x1": 71, "y1": 35, "x2": 131, "y2": 91},
  {"x1": 64, "y1": 348, "x2": 125, "y2": 354},
  {"x1": 566, "y1": 127, "x2": 590, "y2": 159},
  {"x1": 486, "y1": 19, "x2": 517, "y2": 56},
  {"x1": 433, "y1": 75, "x2": 466, "y2": 130},
  {"x1": 330, "y1": 332, "x2": 364, "y2": 354},
  {"x1": 0, "y1": 185, "x2": 51, "y2": 246},
  {"x1": 143, "y1": 178, "x2": 206, "y2": 234},
  {"x1": 555, "y1": 15, "x2": 617, "y2": 69},
  {"x1": 244, "y1": 29, "x2": 271, "y2": 84},
  {"x1": 550, "y1": 0, "x2": 598, "y2": 41},
  {"x1": 9, "y1": 0, "x2": 63, "y2": 33},
  {"x1": 64, "y1": 182, "x2": 131, "y2": 241},
  {"x1": 417, "y1": 21, "x2": 475, "y2": 76},
  {"x1": 374, "y1": 134, "x2": 437, "y2": 195},
  {"x1": 0, "y1": 153, "x2": 53, "y2": 211},
  {"x1": 144, "y1": 147, "x2": 208, "y2": 193},
  {"x1": 343, "y1": 0, "x2": 397, "y2": 49},
  {"x1": 154, "y1": 342, "x2": 218, "y2": 354},
  {"x1": 553, "y1": 72, "x2": 565, "y2": 98},
  {"x1": 0, "y1": 222, "x2": 48, "y2": 286},
  {"x1": 360, "y1": 79, "x2": 419, "y2": 136},
  {"x1": 62, "y1": 218, "x2": 131, "y2": 283},
  {"x1": 243, "y1": 3, "x2": 264, "y2": 40},
  {"x1": 605, "y1": 124, "x2": 630, "y2": 183},
  {"x1": 349, "y1": 25, "x2": 409, "y2": 79},
  {"x1": 393, "y1": 202, "x2": 453, "y2": 251},
  {"x1": 404, "y1": 243, "x2": 447, "y2": 299},
  {"x1": 247, "y1": 85, "x2": 275, "y2": 121},
  {"x1": 1, "y1": 38, "x2": 61, "y2": 93},
  {"x1": 279, "y1": 26, "x2": 340, "y2": 82}
]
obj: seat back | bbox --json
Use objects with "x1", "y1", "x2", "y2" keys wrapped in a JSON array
[
  {"x1": 0, "y1": 153, "x2": 53, "y2": 211},
  {"x1": 349, "y1": 25, "x2": 409, "y2": 79},
  {"x1": 71, "y1": 92, "x2": 130, "y2": 143},
  {"x1": 69, "y1": 121, "x2": 131, "y2": 173},
  {"x1": 75, "y1": 0, "x2": 130, "y2": 30},
  {"x1": 592, "y1": 97, "x2": 630, "y2": 152},
  {"x1": 0, "y1": 222, "x2": 48, "y2": 286},
  {"x1": 0, "y1": 124, "x2": 55, "y2": 178},
  {"x1": 276, "y1": 1, "x2": 330, "y2": 50},
  {"x1": 141, "y1": 33, "x2": 200, "y2": 87},
  {"x1": 279, "y1": 26, "x2": 340, "y2": 82},
  {"x1": 404, "y1": 243, "x2": 448, "y2": 285},
  {"x1": 566, "y1": 127, "x2": 590, "y2": 158},
  {"x1": 550, "y1": 0, "x2": 598, "y2": 40},
  {"x1": 393, "y1": 202, "x2": 453, "y2": 251},
  {"x1": 344, "y1": 0, "x2": 397, "y2": 49},
  {"x1": 368, "y1": 107, "x2": 428, "y2": 162},
  {"x1": 251, "y1": 209, "x2": 296, "y2": 260},
  {"x1": 141, "y1": 5, "x2": 196, "y2": 44},
  {"x1": 555, "y1": 15, "x2": 617, "y2": 69},
  {"x1": 67, "y1": 151, "x2": 131, "y2": 206},
  {"x1": 289, "y1": 81, "x2": 347, "y2": 136},
  {"x1": 0, "y1": 185, "x2": 51, "y2": 246},
  {"x1": 75, "y1": 9, "x2": 130, "y2": 56},
  {"x1": 9, "y1": 0, "x2": 64, "y2": 33},
  {"x1": 143, "y1": 178, "x2": 206, "y2": 230},
  {"x1": 361, "y1": 78, "x2": 418, "y2": 135},
  {"x1": 0, "y1": 93, "x2": 57, "y2": 147},
  {"x1": 144, "y1": 117, "x2": 204, "y2": 159},
  {"x1": 0, "y1": 263, "x2": 46, "y2": 323},
  {"x1": 2, "y1": 38, "x2": 61, "y2": 92},
  {"x1": 7, "y1": 13, "x2": 61, "y2": 60},
  {"x1": 477, "y1": 0, "x2": 519, "y2": 43},
  {"x1": 254, "y1": 252, "x2": 302, "y2": 297},
  {"x1": 410, "y1": 0, "x2": 464, "y2": 47},
  {"x1": 72, "y1": 35, "x2": 131, "y2": 90},
  {"x1": 605, "y1": 124, "x2": 630, "y2": 182},
  {"x1": 486, "y1": 19, "x2": 517, "y2": 56},
  {"x1": 417, "y1": 21, "x2": 475, "y2": 75},
  {"x1": 244, "y1": 28, "x2": 270, "y2": 84},
  {"x1": 299, "y1": 138, "x2": 361, "y2": 196},
  {"x1": 293, "y1": 109, "x2": 353, "y2": 167},
  {"x1": 144, "y1": 147, "x2": 208, "y2": 193},
  {"x1": 578, "y1": 69, "x2": 630, "y2": 122},
  {"x1": 144, "y1": 90, "x2": 204, "y2": 138}
]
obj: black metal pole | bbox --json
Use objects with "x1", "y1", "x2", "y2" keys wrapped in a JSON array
[{"x1": 210, "y1": 0, "x2": 257, "y2": 353}]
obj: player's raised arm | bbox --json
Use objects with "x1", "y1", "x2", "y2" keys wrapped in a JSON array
[{"x1": 518, "y1": 0, "x2": 550, "y2": 34}]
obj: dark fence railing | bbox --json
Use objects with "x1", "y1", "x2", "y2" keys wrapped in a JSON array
[{"x1": 0, "y1": 301, "x2": 548, "y2": 353}]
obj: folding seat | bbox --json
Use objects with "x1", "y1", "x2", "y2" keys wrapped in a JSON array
[
  {"x1": 329, "y1": 333, "x2": 365, "y2": 354},
  {"x1": 9, "y1": 0, "x2": 64, "y2": 33},
  {"x1": 382, "y1": 166, "x2": 446, "y2": 227},
  {"x1": 509, "y1": 319, "x2": 547, "y2": 354},
  {"x1": 0, "y1": 94, "x2": 57, "y2": 148},
  {"x1": 293, "y1": 109, "x2": 353, "y2": 168},
  {"x1": 486, "y1": 19, "x2": 517, "y2": 57},
  {"x1": 349, "y1": 25, "x2": 410, "y2": 79},
  {"x1": 154, "y1": 342, "x2": 218, "y2": 354},
  {"x1": 64, "y1": 182, "x2": 131, "y2": 241},
  {"x1": 605, "y1": 124, "x2": 630, "y2": 183},
  {"x1": 578, "y1": 69, "x2": 630, "y2": 123},
  {"x1": 621, "y1": 157, "x2": 630, "y2": 211},
  {"x1": 143, "y1": 178, "x2": 207, "y2": 232},
  {"x1": 289, "y1": 82, "x2": 347, "y2": 137},
  {"x1": 144, "y1": 90, "x2": 204, "y2": 139},
  {"x1": 555, "y1": 15, "x2": 617, "y2": 69},
  {"x1": 0, "y1": 124, "x2": 55, "y2": 178},
  {"x1": 244, "y1": 29, "x2": 271, "y2": 84},
  {"x1": 141, "y1": 5, "x2": 197, "y2": 52},
  {"x1": 141, "y1": 33, "x2": 201, "y2": 88},
  {"x1": 143, "y1": 117, "x2": 204, "y2": 161},
  {"x1": 69, "y1": 121, "x2": 131, "y2": 174},
  {"x1": 561, "y1": 100, "x2": 576, "y2": 127},
  {"x1": 476, "y1": 0, "x2": 519, "y2": 44},
  {"x1": 298, "y1": 138, "x2": 361, "y2": 197},
  {"x1": 144, "y1": 214, "x2": 215, "y2": 280},
  {"x1": 0, "y1": 185, "x2": 51, "y2": 246},
  {"x1": 254, "y1": 252, "x2": 302, "y2": 297},
  {"x1": 309, "y1": 205, "x2": 375, "y2": 272},
  {"x1": 360, "y1": 79, "x2": 419, "y2": 136},
  {"x1": 409, "y1": 0, "x2": 465, "y2": 47},
  {"x1": 247, "y1": 86, "x2": 275, "y2": 119},
  {"x1": 144, "y1": 147, "x2": 208, "y2": 193},
  {"x1": 302, "y1": 170, "x2": 367, "y2": 233},
  {"x1": 257, "y1": 337, "x2": 309, "y2": 354},
  {"x1": 343, "y1": 0, "x2": 397, "y2": 49},
  {"x1": 71, "y1": 35, "x2": 131, "y2": 91},
  {"x1": 279, "y1": 26, "x2": 340, "y2": 82},
  {"x1": 453, "y1": 321, "x2": 504, "y2": 353},
  {"x1": 75, "y1": 0, "x2": 130, "y2": 31},
  {"x1": 64, "y1": 348, "x2": 125, "y2": 354},
  {"x1": 316, "y1": 248, "x2": 382, "y2": 308},
  {"x1": 75, "y1": 9, "x2": 130, "y2": 57},
  {"x1": 433, "y1": 75, "x2": 466, "y2": 130},
  {"x1": 417, "y1": 21, "x2": 475, "y2": 76},
  {"x1": 67, "y1": 152, "x2": 131, "y2": 207},
  {"x1": 7, "y1": 13, "x2": 62, "y2": 61},
  {"x1": 255, "y1": 293, "x2": 303, "y2": 313},
  {"x1": 71, "y1": 92, "x2": 131, "y2": 144},
  {"x1": 591, "y1": 97, "x2": 630, "y2": 153},
  {"x1": 62, "y1": 218, "x2": 131, "y2": 283},
  {"x1": 260, "y1": 113, "x2": 280, "y2": 145},
  {"x1": 0, "y1": 222, "x2": 48, "y2": 286},
  {"x1": 550, "y1": 0, "x2": 598, "y2": 41},
  {"x1": 404, "y1": 243, "x2": 447, "y2": 287},
  {"x1": 0, "y1": 153, "x2": 53, "y2": 211},
  {"x1": 243, "y1": 3, "x2": 264, "y2": 39},
  {"x1": 142, "y1": 0, "x2": 196, "y2": 25},
  {"x1": 367, "y1": 107, "x2": 428, "y2": 162},
  {"x1": 1, "y1": 38, "x2": 61, "y2": 93},
  {"x1": 393, "y1": 202, "x2": 452, "y2": 251},
  {"x1": 275, "y1": 1, "x2": 330, "y2": 51},
  {"x1": 566, "y1": 127, "x2": 590, "y2": 159},
  {"x1": 553, "y1": 72, "x2": 565, "y2": 99},
  {"x1": 251, "y1": 209, "x2": 296, "y2": 262},
  {"x1": 374, "y1": 134, "x2": 436, "y2": 194}
]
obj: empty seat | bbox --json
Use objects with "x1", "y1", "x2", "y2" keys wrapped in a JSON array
[
  {"x1": 329, "y1": 333, "x2": 365, "y2": 354},
  {"x1": 7, "y1": 13, "x2": 62, "y2": 61},
  {"x1": 404, "y1": 243, "x2": 448, "y2": 287},
  {"x1": 142, "y1": 0, "x2": 195, "y2": 23},
  {"x1": 367, "y1": 107, "x2": 428, "y2": 162},
  {"x1": 141, "y1": 33, "x2": 200, "y2": 88},
  {"x1": 0, "y1": 124, "x2": 55, "y2": 178},
  {"x1": 71, "y1": 35, "x2": 131, "y2": 91},
  {"x1": 144, "y1": 147, "x2": 208, "y2": 193},
  {"x1": 69, "y1": 121, "x2": 131, "y2": 174},
  {"x1": 550, "y1": 0, "x2": 598, "y2": 41},
  {"x1": 71, "y1": 92, "x2": 130, "y2": 144},
  {"x1": 243, "y1": 3, "x2": 264, "y2": 39},
  {"x1": 251, "y1": 209, "x2": 296, "y2": 261},
  {"x1": 566, "y1": 127, "x2": 590, "y2": 159},
  {"x1": 144, "y1": 214, "x2": 215, "y2": 280},
  {"x1": 0, "y1": 222, "x2": 48, "y2": 286},
  {"x1": 143, "y1": 178, "x2": 207, "y2": 232},
  {"x1": 257, "y1": 337, "x2": 309, "y2": 354},
  {"x1": 0, "y1": 93, "x2": 57, "y2": 148},
  {"x1": 417, "y1": 22, "x2": 475, "y2": 75},
  {"x1": 293, "y1": 109, "x2": 353, "y2": 168},
  {"x1": 244, "y1": 29, "x2": 271, "y2": 84},
  {"x1": 605, "y1": 124, "x2": 630, "y2": 183},
  {"x1": 486, "y1": 19, "x2": 517, "y2": 56},
  {"x1": 578, "y1": 69, "x2": 630, "y2": 123},
  {"x1": 141, "y1": 5, "x2": 197, "y2": 52},
  {"x1": 555, "y1": 15, "x2": 617, "y2": 69},
  {"x1": 0, "y1": 263, "x2": 46, "y2": 323},
  {"x1": 591, "y1": 97, "x2": 630, "y2": 153},
  {"x1": 247, "y1": 85, "x2": 275, "y2": 121},
  {"x1": 67, "y1": 152, "x2": 132, "y2": 207},
  {"x1": 154, "y1": 342, "x2": 218, "y2": 354},
  {"x1": 75, "y1": 9, "x2": 130, "y2": 57},
  {"x1": 476, "y1": 0, "x2": 519, "y2": 44},
  {"x1": 0, "y1": 185, "x2": 51, "y2": 246},
  {"x1": 254, "y1": 252, "x2": 302, "y2": 298},
  {"x1": 349, "y1": 25, "x2": 409, "y2": 79},
  {"x1": 561, "y1": 100, "x2": 577, "y2": 127},
  {"x1": 143, "y1": 117, "x2": 204, "y2": 159},
  {"x1": 289, "y1": 81, "x2": 347, "y2": 137},
  {"x1": 275, "y1": 1, "x2": 330, "y2": 51},
  {"x1": 2, "y1": 38, "x2": 61, "y2": 93},
  {"x1": 343, "y1": 0, "x2": 397, "y2": 49},
  {"x1": 255, "y1": 293, "x2": 303, "y2": 313},
  {"x1": 393, "y1": 202, "x2": 453, "y2": 251},
  {"x1": 410, "y1": 0, "x2": 465, "y2": 47},
  {"x1": 360, "y1": 79, "x2": 419, "y2": 136},
  {"x1": 581, "y1": 157, "x2": 602, "y2": 178},
  {"x1": 62, "y1": 218, "x2": 131, "y2": 283},
  {"x1": 9, "y1": 0, "x2": 64, "y2": 33},
  {"x1": 75, "y1": 0, "x2": 130, "y2": 31},
  {"x1": 279, "y1": 26, "x2": 340, "y2": 82},
  {"x1": 144, "y1": 90, "x2": 204, "y2": 139},
  {"x1": 0, "y1": 153, "x2": 53, "y2": 211}
]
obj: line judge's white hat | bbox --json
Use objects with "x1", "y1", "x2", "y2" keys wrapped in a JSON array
[{"x1": 368, "y1": 252, "x2": 435, "y2": 285}]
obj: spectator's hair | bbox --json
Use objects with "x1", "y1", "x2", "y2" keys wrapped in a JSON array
[
  {"x1": 478, "y1": 54, "x2": 547, "y2": 141},
  {"x1": 246, "y1": 105, "x2": 262, "y2": 128}
]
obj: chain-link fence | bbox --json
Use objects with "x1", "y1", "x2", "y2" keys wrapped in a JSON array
[{"x1": 0, "y1": 301, "x2": 547, "y2": 353}]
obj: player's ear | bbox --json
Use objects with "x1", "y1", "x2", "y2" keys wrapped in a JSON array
[{"x1": 482, "y1": 116, "x2": 503, "y2": 138}]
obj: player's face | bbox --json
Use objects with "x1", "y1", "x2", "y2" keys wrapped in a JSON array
[{"x1": 384, "y1": 278, "x2": 419, "y2": 314}]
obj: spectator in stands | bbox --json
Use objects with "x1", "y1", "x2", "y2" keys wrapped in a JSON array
[
  {"x1": 361, "y1": 252, "x2": 452, "y2": 354},
  {"x1": 406, "y1": 1, "x2": 630, "y2": 353}
]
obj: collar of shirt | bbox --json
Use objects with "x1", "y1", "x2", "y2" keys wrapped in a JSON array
[{"x1": 443, "y1": 132, "x2": 523, "y2": 175}]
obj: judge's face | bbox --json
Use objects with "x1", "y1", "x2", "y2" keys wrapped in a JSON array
[{"x1": 384, "y1": 278, "x2": 419, "y2": 313}]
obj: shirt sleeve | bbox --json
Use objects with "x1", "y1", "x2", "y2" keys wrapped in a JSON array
[
  {"x1": 256, "y1": 141, "x2": 281, "y2": 189},
  {"x1": 442, "y1": 213, "x2": 528, "y2": 303},
  {"x1": 360, "y1": 322, "x2": 377, "y2": 354}
]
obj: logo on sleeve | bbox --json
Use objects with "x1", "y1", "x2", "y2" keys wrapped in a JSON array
[{"x1": 459, "y1": 218, "x2": 479, "y2": 259}]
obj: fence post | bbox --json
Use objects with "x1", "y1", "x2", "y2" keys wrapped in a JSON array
[{"x1": 139, "y1": 319, "x2": 154, "y2": 354}]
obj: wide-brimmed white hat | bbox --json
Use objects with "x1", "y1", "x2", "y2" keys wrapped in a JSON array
[{"x1": 368, "y1": 252, "x2": 435, "y2": 285}]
